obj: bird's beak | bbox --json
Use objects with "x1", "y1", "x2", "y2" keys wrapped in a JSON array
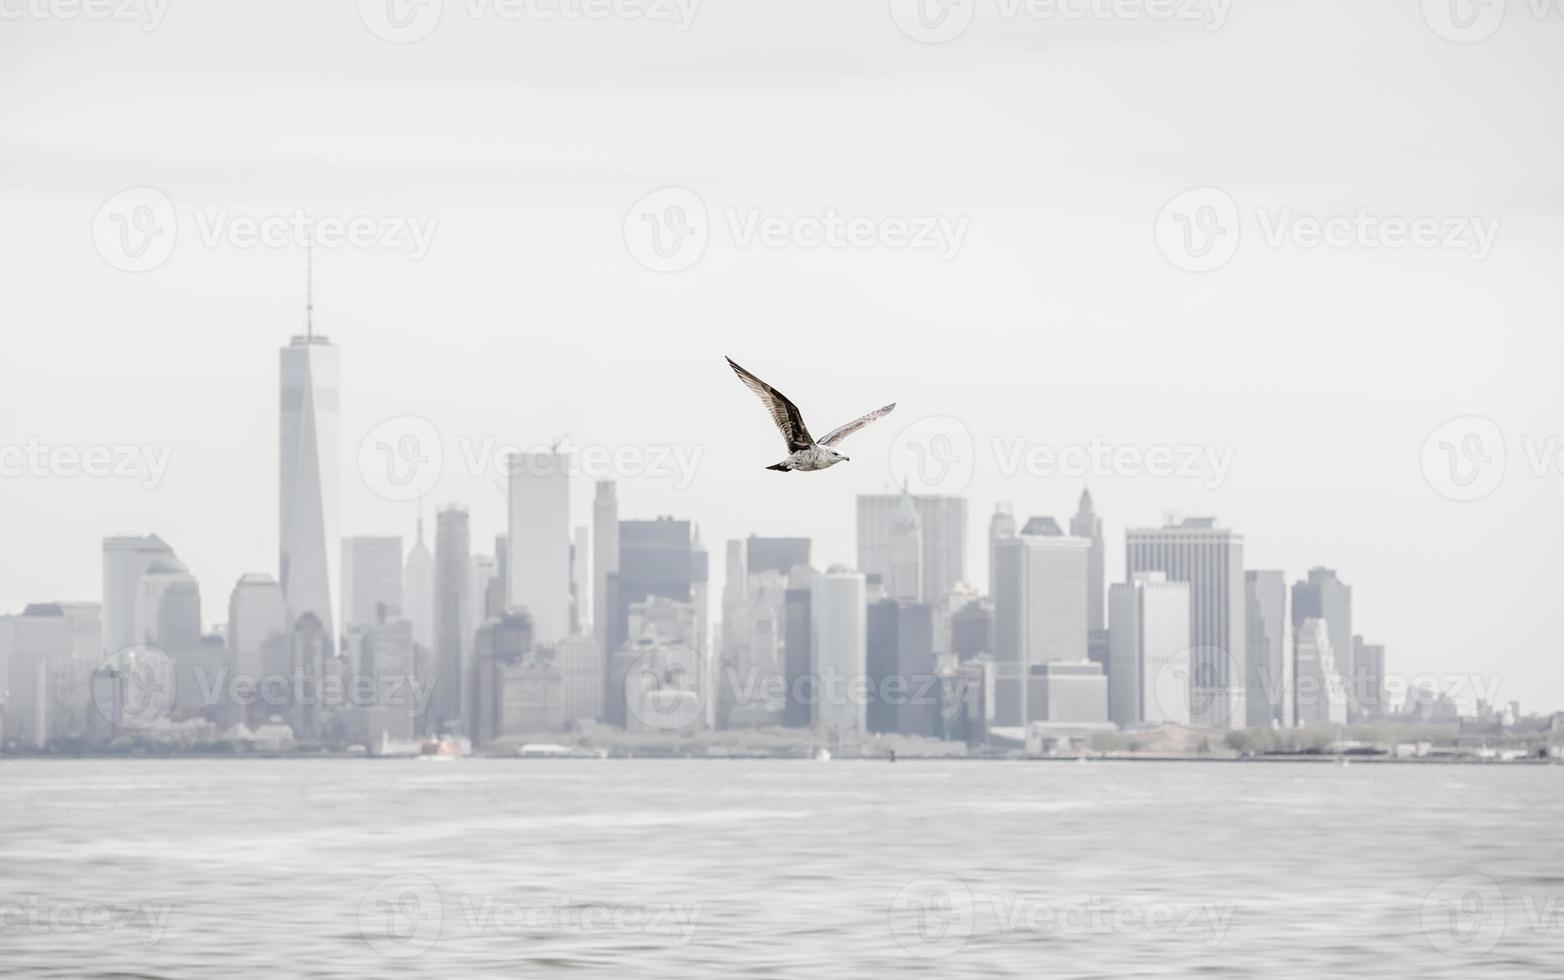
[{"x1": 842, "y1": 455, "x2": 851, "y2": 462}]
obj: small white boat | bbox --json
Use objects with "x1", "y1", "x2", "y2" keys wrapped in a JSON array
[{"x1": 814, "y1": 748, "x2": 832, "y2": 762}]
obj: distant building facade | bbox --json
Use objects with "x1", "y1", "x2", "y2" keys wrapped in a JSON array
[{"x1": 1126, "y1": 517, "x2": 1246, "y2": 729}]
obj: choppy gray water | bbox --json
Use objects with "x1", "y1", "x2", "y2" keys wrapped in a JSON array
[{"x1": 1, "y1": 759, "x2": 1559, "y2": 978}]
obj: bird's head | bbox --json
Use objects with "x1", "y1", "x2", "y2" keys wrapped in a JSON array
[{"x1": 826, "y1": 448, "x2": 849, "y2": 464}]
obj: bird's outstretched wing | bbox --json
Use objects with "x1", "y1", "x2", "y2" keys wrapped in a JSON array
[
  {"x1": 726, "y1": 356, "x2": 815, "y2": 452},
  {"x1": 819, "y1": 403, "x2": 896, "y2": 447}
]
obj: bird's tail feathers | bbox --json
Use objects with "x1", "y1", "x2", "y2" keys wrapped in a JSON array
[{"x1": 766, "y1": 463, "x2": 790, "y2": 472}]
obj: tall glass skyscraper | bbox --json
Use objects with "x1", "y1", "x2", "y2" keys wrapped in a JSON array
[
  {"x1": 811, "y1": 567, "x2": 866, "y2": 740},
  {"x1": 507, "y1": 452, "x2": 571, "y2": 646},
  {"x1": 279, "y1": 327, "x2": 339, "y2": 646}
]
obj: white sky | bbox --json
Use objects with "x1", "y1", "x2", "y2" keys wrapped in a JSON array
[{"x1": 2, "y1": 1, "x2": 1561, "y2": 710}]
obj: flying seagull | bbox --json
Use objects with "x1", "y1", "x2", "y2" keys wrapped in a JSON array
[{"x1": 725, "y1": 356, "x2": 896, "y2": 472}]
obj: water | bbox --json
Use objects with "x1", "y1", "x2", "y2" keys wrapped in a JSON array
[{"x1": 1, "y1": 759, "x2": 1559, "y2": 978}]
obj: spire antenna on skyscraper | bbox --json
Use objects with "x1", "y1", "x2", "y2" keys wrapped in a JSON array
[{"x1": 305, "y1": 241, "x2": 314, "y2": 341}]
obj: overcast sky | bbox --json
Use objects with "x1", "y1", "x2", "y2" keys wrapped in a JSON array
[{"x1": 2, "y1": 0, "x2": 1561, "y2": 709}]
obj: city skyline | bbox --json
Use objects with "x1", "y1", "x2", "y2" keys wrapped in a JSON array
[{"x1": 0, "y1": 311, "x2": 1556, "y2": 714}]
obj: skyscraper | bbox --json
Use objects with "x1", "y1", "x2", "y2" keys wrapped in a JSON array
[
  {"x1": 571, "y1": 524, "x2": 590, "y2": 635},
  {"x1": 857, "y1": 493, "x2": 967, "y2": 608},
  {"x1": 611, "y1": 517, "x2": 702, "y2": 655},
  {"x1": 1108, "y1": 572, "x2": 1191, "y2": 727},
  {"x1": 403, "y1": 515, "x2": 434, "y2": 653},
  {"x1": 506, "y1": 452, "x2": 571, "y2": 646},
  {"x1": 811, "y1": 567, "x2": 866, "y2": 740},
  {"x1": 1069, "y1": 489, "x2": 1105, "y2": 634},
  {"x1": 592, "y1": 481, "x2": 618, "y2": 659},
  {"x1": 885, "y1": 494, "x2": 923, "y2": 602},
  {"x1": 279, "y1": 323, "x2": 339, "y2": 647},
  {"x1": 1292, "y1": 568, "x2": 1352, "y2": 716},
  {"x1": 1294, "y1": 618, "x2": 1347, "y2": 726},
  {"x1": 782, "y1": 576, "x2": 814, "y2": 729},
  {"x1": 745, "y1": 536, "x2": 811, "y2": 577},
  {"x1": 1026, "y1": 660, "x2": 1108, "y2": 724},
  {"x1": 227, "y1": 573, "x2": 288, "y2": 681},
  {"x1": 0, "y1": 602, "x2": 101, "y2": 747},
  {"x1": 950, "y1": 598, "x2": 993, "y2": 662},
  {"x1": 470, "y1": 554, "x2": 498, "y2": 637},
  {"x1": 101, "y1": 534, "x2": 174, "y2": 654},
  {"x1": 134, "y1": 555, "x2": 201, "y2": 653},
  {"x1": 341, "y1": 536, "x2": 403, "y2": 631},
  {"x1": 556, "y1": 633, "x2": 601, "y2": 725},
  {"x1": 1126, "y1": 517, "x2": 1246, "y2": 729},
  {"x1": 1351, "y1": 636, "x2": 1386, "y2": 719},
  {"x1": 432, "y1": 505, "x2": 471, "y2": 730},
  {"x1": 1245, "y1": 570, "x2": 1290, "y2": 728},
  {"x1": 990, "y1": 520, "x2": 1090, "y2": 725},
  {"x1": 866, "y1": 599, "x2": 937, "y2": 736},
  {"x1": 988, "y1": 503, "x2": 1016, "y2": 596}
]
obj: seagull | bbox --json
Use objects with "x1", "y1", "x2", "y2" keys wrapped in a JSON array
[{"x1": 725, "y1": 356, "x2": 896, "y2": 472}]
